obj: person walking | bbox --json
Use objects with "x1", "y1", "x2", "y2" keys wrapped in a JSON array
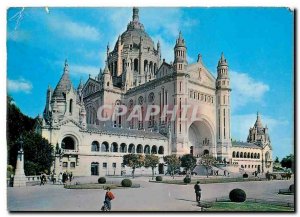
[
  {"x1": 194, "y1": 181, "x2": 201, "y2": 203},
  {"x1": 102, "y1": 187, "x2": 115, "y2": 211}
]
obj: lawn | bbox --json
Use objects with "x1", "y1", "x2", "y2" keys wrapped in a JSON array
[
  {"x1": 64, "y1": 183, "x2": 118, "y2": 189},
  {"x1": 205, "y1": 201, "x2": 294, "y2": 212},
  {"x1": 64, "y1": 183, "x2": 140, "y2": 189},
  {"x1": 151, "y1": 177, "x2": 264, "y2": 185}
]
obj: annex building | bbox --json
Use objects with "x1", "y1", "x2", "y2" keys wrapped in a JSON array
[{"x1": 37, "y1": 8, "x2": 273, "y2": 176}]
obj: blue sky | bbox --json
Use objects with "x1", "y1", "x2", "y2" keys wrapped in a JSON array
[{"x1": 6, "y1": 7, "x2": 294, "y2": 159}]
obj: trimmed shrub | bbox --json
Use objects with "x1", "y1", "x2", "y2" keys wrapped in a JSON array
[
  {"x1": 121, "y1": 179, "x2": 132, "y2": 187},
  {"x1": 229, "y1": 188, "x2": 246, "y2": 202},
  {"x1": 98, "y1": 177, "x2": 106, "y2": 184},
  {"x1": 243, "y1": 173, "x2": 248, "y2": 178},
  {"x1": 183, "y1": 176, "x2": 191, "y2": 184},
  {"x1": 289, "y1": 184, "x2": 294, "y2": 193},
  {"x1": 156, "y1": 176, "x2": 163, "y2": 181}
]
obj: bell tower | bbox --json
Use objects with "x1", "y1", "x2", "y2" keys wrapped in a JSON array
[
  {"x1": 216, "y1": 52, "x2": 232, "y2": 161},
  {"x1": 174, "y1": 31, "x2": 187, "y2": 73}
]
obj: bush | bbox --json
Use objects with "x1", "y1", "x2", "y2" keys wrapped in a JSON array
[
  {"x1": 121, "y1": 179, "x2": 132, "y2": 187},
  {"x1": 289, "y1": 184, "x2": 294, "y2": 193},
  {"x1": 156, "y1": 176, "x2": 163, "y2": 181},
  {"x1": 183, "y1": 176, "x2": 191, "y2": 184},
  {"x1": 243, "y1": 173, "x2": 248, "y2": 178},
  {"x1": 98, "y1": 177, "x2": 106, "y2": 184},
  {"x1": 229, "y1": 188, "x2": 246, "y2": 202}
]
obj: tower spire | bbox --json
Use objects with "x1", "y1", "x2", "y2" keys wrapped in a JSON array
[
  {"x1": 133, "y1": 7, "x2": 139, "y2": 22},
  {"x1": 64, "y1": 59, "x2": 69, "y2": 74}
]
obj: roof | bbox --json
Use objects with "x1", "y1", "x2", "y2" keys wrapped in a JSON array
[
  {"x1": 53, "y1": 60, "x2": 73, "y2": 99},
  {"x1": 87, "y1": 125, "x2": 168, "y2": 140},
  {"x1": 232, "y1": 141, "x2": 261, "y2": 149}
]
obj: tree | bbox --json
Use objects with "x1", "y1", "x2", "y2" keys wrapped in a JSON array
[
  {"x1": 7, "y1": 95, "x2": 54, "y2": 175},
  {"x1": 180, "y1": 154, "x2": 197, "y2": 177},
  {"x1": 199, "y1": 154, "x2": 218, "y2": 178},
  {"x1": 22, "y1": 132, "x2": 54, "y2": 175},
  {"x1": 163, "y1": 154, "x2": 181, "y2": 179},
  {"x1": 123, "y1": 154, "x2": 145, "y2": 178},
  {"x1": 281, "y1": 154, "x2": 294, "y2": 173},
  {"x1": 7, "y1": 95, "x2": 35, "y2": 168},
  {"x1": 274, "y1": 156, "x2": 280, "y2": 163},
  {"x1": 144, "y1": 154, "x2": 159, "y2": 180}
]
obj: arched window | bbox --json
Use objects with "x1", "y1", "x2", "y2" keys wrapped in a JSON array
[
  {"x1": 61, "y1": 137, "x2": 75, "y2": 150},
  {"x1": 69, "y1": 99, "x2": 73, "y2": 114},
  {"x1": 134, "y1": 59, "x2": 139, "y2": 72},
  {"x1": 91, "y1": 141, "x2": 99, "y2": 152},
  {"x1": 144, "y1": 60, "x2": 148, "y2": 72},
  {"x1": 244, "y1": 152, "x2": 247, "y2": 158},
  {"x1": 128, "y1": 144, "x2": 135, "y2": 153},
  {"x1": 144, "y1": 145, "x2": 150, "y2": 154},
  {"x1": 137, "y1": 144, "x2": 143, "y2": 153},
  {"x1": 232, "y1": 151, "x2": 236, "y2": 158},
  {"x1": 251, "y1": 153, "x2": 254, "y2": 158},
  {"x1": 120, "y1": 143, "x2": 127, "y2": 153},
  {"x1": 257, "y1": 153, "x2": 260, "y2": 159},
  {"x1": 240, "y1": 152, "x2": 243, "y2": 158},
  {"x1": 101, "y1": 141, "x2": 109, "y2": 152},
  {"x1": 111, "y1": 142, "x2": 118, "y2": 152},
  {"x1": 247, "y1": 152, "x2": 250, "y2": 158},
  {"x1": 254, "y1": 153, "x2": 257, "y2": 158},
  {"x1": 265, "y1": 152, "x2": 270, "y2": 162},
  {"x1": 149, "y1": 61, "x2": 153, "y2": 73},
  {"x1": 236, "y1": 152, "x2": 239, "y2": 158},
  {"x1": 158, "y1": 146, "x2": 164, "y2": 155},
  {"x1": 151, "y1": 145, "x2": 157, "y2": 154}
]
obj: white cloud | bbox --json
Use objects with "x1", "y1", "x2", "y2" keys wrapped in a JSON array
[
  {"x1": 230, "y1": 70, "x2": 270, "y2": 111},
  {"x1": 7, "y1": 30, "x2": 30, "y2": 42},
  {"x1": 231, "y1": 113, "x2": 289, "y2": 142},
  {"x1": 71, "y1": 65, "x2": 99, "y2": 77},
  {"x1": 8, "y1": 78, "x2": 32, "y2": 94},
  {"x1": 48, "y1": 17, "x2": 101, "y2": 41}
]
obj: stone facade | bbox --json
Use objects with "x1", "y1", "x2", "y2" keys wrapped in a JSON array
[
  {"x1": 37, "y1": 8, "x2": 272, "y2": 176},
  {"x1": 231, "y1": 113, "x2": 273, "y2": 173}
]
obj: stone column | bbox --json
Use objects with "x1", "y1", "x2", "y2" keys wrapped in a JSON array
[{"x1": 13, "y1": 147, "x2": 26, "y2": 187}]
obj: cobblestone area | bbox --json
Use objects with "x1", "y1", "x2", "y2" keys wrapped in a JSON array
[{"x1": 7, "y1": 176, "x2": 294, "y2": 211}]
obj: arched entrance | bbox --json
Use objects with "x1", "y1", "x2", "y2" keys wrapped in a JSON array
[
  {"x1": 203, "y1": 149, "x2": 209, "y2": 155},
  {"x1": 188, "y1": 120, "x2": 214, "y2": 157},
  {"x1": 61, "y1": 136, "x2": 76, "y2": 150}
]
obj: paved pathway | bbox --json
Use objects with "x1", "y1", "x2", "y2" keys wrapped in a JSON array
[{"x1": 7, "y1": 177, "x2": 294, "y2": 211}]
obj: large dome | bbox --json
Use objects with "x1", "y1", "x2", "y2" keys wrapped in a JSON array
[{"x1": 113, "y1": 7, "x2": 154, "y2": 51}]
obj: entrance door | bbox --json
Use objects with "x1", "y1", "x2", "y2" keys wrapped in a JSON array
[
  {"x1": 91, "y1": 162, "x2": 99, "y2": 176},
  {"x1": 158, "y1": 163, "x2": 164, "y2": 174},
  {"x1": 190, "y1": 146, "x2": 194, "y2": 156}
]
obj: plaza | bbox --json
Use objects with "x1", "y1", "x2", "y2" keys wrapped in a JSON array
[{"x1": 7, "y1": 176, "x2": 294, "y2": 211}]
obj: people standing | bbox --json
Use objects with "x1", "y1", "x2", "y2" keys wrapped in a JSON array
[
  {"x1": 58, "y1": 172, "x2": 63, "y2": 185},
  {"x1": 194, "y1": 181, "x2": 202, "y2": 203},
  {"x1": 70, "y1": 172, "x2": 73, "y2": 182}
]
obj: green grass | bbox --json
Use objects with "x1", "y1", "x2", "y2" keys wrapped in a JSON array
[
  {"x1": 64, "y1": 183, "x2": 118, "y2": 189},
  {"x1": 205, "y1": 201, "x2": 294, "y2": 212},
  {"x1": 151, "y1": 177, "x2": 264, "y2": 185}
]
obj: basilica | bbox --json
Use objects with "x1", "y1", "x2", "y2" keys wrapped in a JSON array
[{"x1": 37, "y1": 8, "x2": 273, "y2": 176}]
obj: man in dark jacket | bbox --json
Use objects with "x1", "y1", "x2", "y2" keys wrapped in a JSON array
[{"x1": 194, "y1": 181, "x2": 201, "y2": 203}]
